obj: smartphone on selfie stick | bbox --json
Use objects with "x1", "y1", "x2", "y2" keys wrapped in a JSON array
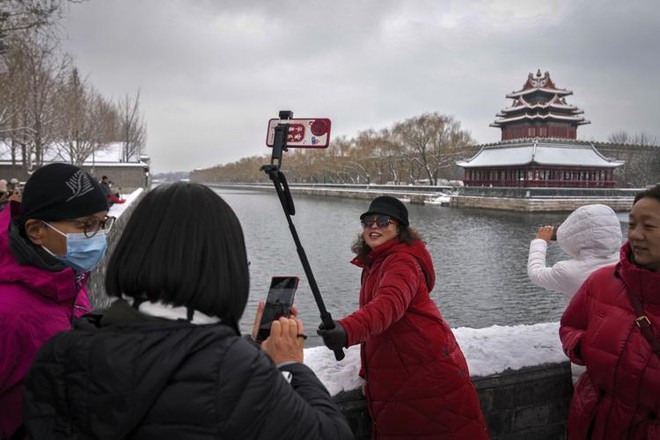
[
  {"x1": 260, "y1": 110, "x2": 345, "y2": 361},
  {"x1": 256, "y1": 276, "x2": 300, "y2": 343}
]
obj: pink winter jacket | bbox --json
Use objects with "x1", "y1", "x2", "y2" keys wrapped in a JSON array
[{"x1": 0, "y1": 202, "x2": 90, "y2": 439}]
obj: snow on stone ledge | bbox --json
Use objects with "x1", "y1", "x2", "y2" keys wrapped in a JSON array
[
  {"x1": 304, "y1": 321, "x2": 566, "y2": 397},
  {"x1": 108, "y1": 189, "x2": 144, "y2": 219}
]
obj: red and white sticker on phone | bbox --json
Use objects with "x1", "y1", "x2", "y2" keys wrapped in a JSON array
[{"x1": 266, "y1": 118, "x2": 331, "y2": 148}]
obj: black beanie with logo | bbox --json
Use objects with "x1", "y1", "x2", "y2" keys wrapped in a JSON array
[{"x1": 19, "y1": 163, "x2": 108, "y2": 226}]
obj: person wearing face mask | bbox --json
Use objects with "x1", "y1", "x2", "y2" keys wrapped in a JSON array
[
  {"x1": 0, "y1": 163, "x2": 109, "y2": 440},
  {"x1": 317, "y1": 196, "x2": 489, "y2": 439}
]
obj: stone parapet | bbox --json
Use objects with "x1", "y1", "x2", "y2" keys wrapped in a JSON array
[
  {"x1": 451, "y1": 195, "x2": 633, "y2": 212},
  {"x1": 87, "y1": 190, "x2": 146, "y2": 309},
  {"x1": 333, "y1": 362, "x2": 573, "y2": 440}
]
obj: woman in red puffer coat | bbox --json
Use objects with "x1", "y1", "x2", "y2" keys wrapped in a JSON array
[
  {"x1": 318, "y1": 196, "x2": 489, "y2": 440},
  {"x1": 560, "y1": 184, "x2": 660, "y2": 439}
]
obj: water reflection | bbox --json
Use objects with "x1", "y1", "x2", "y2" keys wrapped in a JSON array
[{"x1": 215, "y1": 188, "x2": 627, "y2": 347}]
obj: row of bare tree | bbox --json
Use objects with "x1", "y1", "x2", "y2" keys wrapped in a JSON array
[
  {"x1": 189, "y1": 115, "x2": 660, "y2": 187},
  {"x1": 0, "y1": 0, "x2": 146, "y2": 173},
  {"x1": 604, "y1": 131, "x2": 660, "y2": 187},
  {"x1": 191, "y1": 113, "x2": 479, "y2": 186}
]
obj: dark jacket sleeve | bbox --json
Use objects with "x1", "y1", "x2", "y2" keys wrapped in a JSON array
[{"x1": 220, "y1": 338, "x2": 353, "y2": 440}]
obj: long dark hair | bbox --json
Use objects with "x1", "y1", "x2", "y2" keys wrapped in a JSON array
[
  {"x1": 105, "y1": 182, "x2": 250, "y2": 324},
  {"x1": 351, "y1": 224, "x2": 423, "y2": 257}
]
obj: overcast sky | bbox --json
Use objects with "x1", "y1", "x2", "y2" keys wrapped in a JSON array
[{"x1": 60, "y1": 0, "x2": 660, "y2": 173}]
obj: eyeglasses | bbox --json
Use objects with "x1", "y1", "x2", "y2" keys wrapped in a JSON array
[
  {"x1": 361, "y1": 215, "x2": 396, "y2": 229},
  {"x1": 65, "y1": 216, "x2": 116, "y2": 238}
]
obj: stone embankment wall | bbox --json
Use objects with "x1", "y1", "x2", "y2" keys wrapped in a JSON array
[
  {"x1": 335, "y1": 362, "x2": 573, "y2": 440},
  {"x1": 209, "y1": 182, "x2": 639, "y2": 212},
  {"x1": 451, "y1": 195, "x2": 633, "y2": 212},
  {"x1": 87, "y1": 191, "x2": 146, "y2": 309},
  {"x1": 451, "y1": 186, "x2": 638, "y2": 212}
]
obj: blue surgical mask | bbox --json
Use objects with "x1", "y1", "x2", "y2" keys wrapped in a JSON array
[{"x1": 42, "y1": 222, "x2": 108, "y2": 273}]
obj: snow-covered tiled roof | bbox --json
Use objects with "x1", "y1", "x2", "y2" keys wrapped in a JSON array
[
  {"x1": 0, "y1": 142, "x2": 148, "y2": 167},
  {"x1": 492, "y1": 71, "x2": 589, "y2": 132},
  {"x1": 457, "y1": 140, "x2": 624, "y2": 168},
  {"x1": 506, "y1": 87, "x2": 572, "y2": 99},
  {"x1": 490, "y1": 112, "x2": 590, "y2": 126},
  {"x1": 500, "y1": 102, "x2": 581, "y2": 113}
]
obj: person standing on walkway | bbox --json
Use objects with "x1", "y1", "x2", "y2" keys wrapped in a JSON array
[
  {"x1": 0, "y1": 163, "x2": 109, "y2": 439},
  {"x1": 527, "y1": 203, "x2": 622, "y2": 383},
  {"x1": 317, "y1": 195, "x2": 489, "y2": 439},
  {"x1": 99, "y1": 175, "x2": 111, "y2": 197},
  {"x1": 23, "y1": 182, "x2": 353, "y2": 440},
  {"x1": 560, "y1": 184, "x2": 660, "y2": 439}
]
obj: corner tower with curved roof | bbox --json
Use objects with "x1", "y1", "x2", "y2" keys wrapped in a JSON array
[
  {"x1": 458, "y1": 70, "x2": 623, "y2": 188},
  {"x1": 491, "y1": 69, "x2": 590, "y2": 141}
]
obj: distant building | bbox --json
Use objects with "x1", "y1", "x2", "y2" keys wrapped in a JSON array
[
  {"x1": 0, "y1": 143, "x2": 150, "y2": 191},
  {"x1": 458, "y1": 70, "x2": 623, "y2": 188}
]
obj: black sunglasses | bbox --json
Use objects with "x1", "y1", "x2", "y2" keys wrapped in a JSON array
[{"x1": 361, "y1": 215, "x2": 395, "y2": 228}]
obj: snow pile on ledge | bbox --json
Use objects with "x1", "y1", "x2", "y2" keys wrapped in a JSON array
[{"x1": 304, "y1": 321, "x2": 566, "y2": 396}]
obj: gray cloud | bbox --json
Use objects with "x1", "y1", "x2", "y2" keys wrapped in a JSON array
[{"x1": 60, "y1": 0, "x2": 660, "y2": 172}]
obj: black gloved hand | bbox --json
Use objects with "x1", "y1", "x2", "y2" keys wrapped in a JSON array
[{"x1": 316, "y1": 320, "x2": 347, "y2": 351}]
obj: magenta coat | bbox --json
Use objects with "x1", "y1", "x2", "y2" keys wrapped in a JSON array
[
  {"x1": 340, "y1": 239, "x2": 488, "y2": 440},
  {"x1": 0, "y1": 202, "x2": 90, "y2": 438},
  {"x1": 560, "y1": 243, "x2": 660, "y2": 439}
]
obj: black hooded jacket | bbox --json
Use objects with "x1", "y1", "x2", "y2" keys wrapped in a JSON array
[{"x1": 23, "y1": 300, "x2": 353, "y2": 440}]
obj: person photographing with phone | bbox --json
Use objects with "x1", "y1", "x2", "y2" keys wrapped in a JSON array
[
  {"x1": 22, "y1": 182, "x2": 352, "y2": 440},
  {"x1": 317, "y1": 195, "x2": 488, "y2": 439},
  {"x1": 527, "y1": 204, "x2": 622, "y2": 384},
  {"x1": 527, "y1": 204, "x2": 622, "y2": 302}
]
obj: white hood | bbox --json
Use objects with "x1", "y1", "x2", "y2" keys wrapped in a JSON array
[{"x1": 556, "y1": 204, "x2": 622, "y2": 259}]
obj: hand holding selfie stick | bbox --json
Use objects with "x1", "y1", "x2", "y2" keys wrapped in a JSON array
[{"x1": 261, "y1": 111, "x2": 345, "y2": 361}]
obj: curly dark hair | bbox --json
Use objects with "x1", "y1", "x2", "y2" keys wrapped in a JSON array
[{"x1": 351, "y1": 224, "x2": 423, "y2": 257}]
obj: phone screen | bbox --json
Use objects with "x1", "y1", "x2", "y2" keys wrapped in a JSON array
[{"x1": 256, "y1": 276, "x2": 299, "y2": 343}]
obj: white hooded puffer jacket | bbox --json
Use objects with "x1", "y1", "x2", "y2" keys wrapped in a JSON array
[{"x1": 527, "y1": 203, "x2": 622, "y2": 304}]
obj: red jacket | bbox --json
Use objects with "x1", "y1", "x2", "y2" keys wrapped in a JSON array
[
  {"x1": 340, "y1": 239, "x2": 488, "y2": 440},
  {"x1": 560, "y1": 242, "x2": 660, "y2": 439}
]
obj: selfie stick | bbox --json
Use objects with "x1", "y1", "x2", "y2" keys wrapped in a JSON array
[{"x1": 261, "y1": 111, "x2": 345, "y2": 361}]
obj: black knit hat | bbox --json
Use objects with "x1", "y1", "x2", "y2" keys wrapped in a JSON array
[
  {"x1": 20, "y1": 163, "x2": 108, "y2": 226},
  {"x1": 360, "y1": 196, "x2": 409, "y2": 226}
]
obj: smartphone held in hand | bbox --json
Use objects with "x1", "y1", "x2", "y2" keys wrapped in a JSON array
[
  {"x1": 550, "y1": 225, "x2": 559, "y2": 241},
  {"x1": 256, "y1": 276, "x2": 299, "y2": 343}
]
